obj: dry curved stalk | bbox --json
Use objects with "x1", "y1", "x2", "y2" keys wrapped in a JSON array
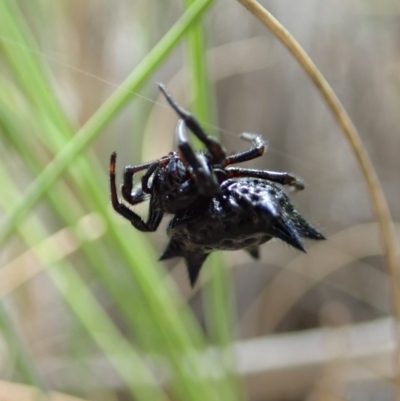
[{"x1": 236, "y1": 0, "x2": 400, "y2": 395}]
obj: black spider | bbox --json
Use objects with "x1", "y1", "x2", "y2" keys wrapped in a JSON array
[{"x1": 110, "y1": 84, "x2": 325, "y2": 286}]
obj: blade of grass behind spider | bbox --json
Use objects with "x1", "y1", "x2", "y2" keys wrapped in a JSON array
[
  {"x1": 0, "y1": 88, "x2": 159, "y2": 354},
  {"x1": 0, "y1": 95, "x2": 213, "y2": 400},
  {"x1": 0, "y1": 0, "x2": 215, "y2": 245},
  {"x1": 0, "y1": 55, "x2": 170, "y2": 325},
  {"x1": 183, "y1": 3, "x2": 244, "y2": 399},
  {"x1": 184, "y1": 0, "x2": 215, "y2": 131},
  {"x1": 0, "y1": 6, "x2": 219, "y2": 378},
  {"x1": 0, "y1": 80, "x2": 212, "y2": 401},
  {"x1": 0, "y1": 302, "x2": 45, "y2": 391},
  {"x1": 0, "y1": 1, "x2": 229, "y2": 400},
  {"x1": 0, "y1": 104, "x2": 165, "y2": 398},
  {"x1": 204, "y1": 253, "x2": 244, "y2": 400},
  {"x1": 0, "y1": 17, "x2": 162, "y2": 356},
  {"x1": 0, "y1": 167, "x2": 170, "y2": 401}
]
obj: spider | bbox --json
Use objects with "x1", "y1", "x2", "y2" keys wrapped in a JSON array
[{"x1": 110, "y1": 83, "x2": 324, "y2": 286}]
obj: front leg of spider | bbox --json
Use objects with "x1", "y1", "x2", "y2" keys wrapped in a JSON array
[
  {"x1": 110, "y1": 153, "x2": 163, "y2": 232},
  {"x1": 175, "y1": 119, "x2": 220, "y2": 196},
  {"x1": 158, "y1": 82, "x2": 227, "y2": 164}
]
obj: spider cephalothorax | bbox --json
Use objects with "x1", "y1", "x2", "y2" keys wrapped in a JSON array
[{"x1": 110, "y1": 84, "x2": 324, "y2": 286}]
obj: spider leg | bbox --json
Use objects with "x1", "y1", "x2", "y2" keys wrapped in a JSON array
[
  {"x1": 158, "y1": 83, "x2": 226, "y2": 163},
  {"x1": 123, "y1": 187, "x2": 147, "y2": 205},
  {"x1": 225, "y1": 167, "x2": 305, "y2": 190},
  {"x1": 176, "y1": 119, "x2": 220, "y2": 196},
  {"x1": 122, "y1": 159, "x2": 158, "y2": 203},
  {"x1": 222, "y1": 133, "x2": 267, "y2": 167},
  {"x1": 140, "y1": 162, "x2": 161, "y2": 194},
  {"x1": 110, "y1": 153, "x2": 163, "y2": 232}
]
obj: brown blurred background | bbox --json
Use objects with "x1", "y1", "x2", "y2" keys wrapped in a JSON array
[{"x1": 2, "y1": 0, "x2": 400, "y2": 400}]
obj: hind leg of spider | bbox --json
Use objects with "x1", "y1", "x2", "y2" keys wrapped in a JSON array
[
  {"x1": 110, "y1": 152, "x2": 164, "y2": 232},
  {"x1": 175, "y1": 119, "x2": 220, "y2": 196},
  {"x1": 222, "y1": 133, "x2": 267, "y2": 167},
  {"x1": 158, "y1": 83, "x2": 226, "y2": 163},
  {"x1": 225, "y1": 167, "x2": 305, "y2": 190}
]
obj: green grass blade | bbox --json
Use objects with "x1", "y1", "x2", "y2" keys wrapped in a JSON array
[
  {"x1": 0, "y1": 302, "x2": 45, "y2": 389},
  {"x1": 0, "y1": 92, "x2": 154, "y2": 355},
  {"x1": 182, "y1": 2, "x2": 243, "y2": 399},
  {"x1": 0, "y1": 166, "x2": 170, "y2": 401},
  {"x1": 0, "y1": 77, "x2": 213, "y2": 401},
  {"x1": 184, "y1": 0, "x2": 214, "y2": 125},
  {"x1": 0, "y1": 0, "x2": 243, "y2": 398},
  {"x1": 0, "y1": 0, "x2": 73, "y2": 135},
  {"x1": 0, "y1": 64, "x2": 218, "y2": 401},
  {"x1": 0, "y1": 0, "x2": 214, "y2": 246}
]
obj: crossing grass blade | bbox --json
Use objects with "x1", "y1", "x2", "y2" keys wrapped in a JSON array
[
  {"x1": 0, "y1": 0, "x2": 244, "y2": 399},
  {"x1": 183, "y1": 2, "x2": 245, "y2": 398}
]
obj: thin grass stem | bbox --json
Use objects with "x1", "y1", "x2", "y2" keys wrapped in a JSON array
[{"x1": 235, "y1": 0, "x2": 400, "y2": 398}]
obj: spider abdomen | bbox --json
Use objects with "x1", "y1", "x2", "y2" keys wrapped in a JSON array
[
  {"x1": 167, "y1": 178, "x2": 323, "y2": 252},
  {"x1": 160, "y1": 178, "x2": 324, "y2": 286}
]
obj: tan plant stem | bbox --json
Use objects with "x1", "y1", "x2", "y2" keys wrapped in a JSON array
[{"x1": 236, "y1": 0, "x2": 400, "y2": 396}]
